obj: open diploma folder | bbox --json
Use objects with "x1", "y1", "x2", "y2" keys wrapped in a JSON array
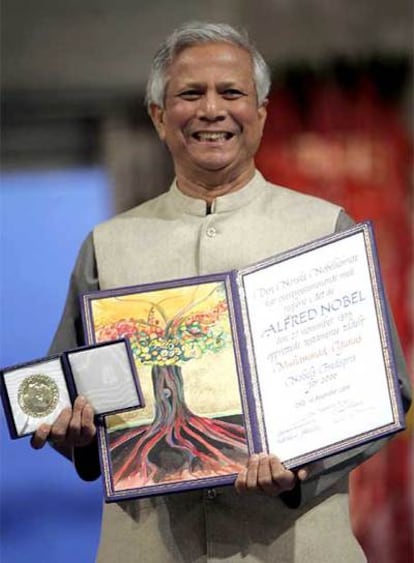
[{"x1": 81, "y1": 222, "x2": 405, "y2": 502}]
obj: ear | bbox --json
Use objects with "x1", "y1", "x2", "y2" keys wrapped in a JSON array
[
  {"x1": 257, "y1": 98, "x2": 268, "y2": 133},
  {"x1": 149, "y1": 103, "x2": 166, "y2": 141}
]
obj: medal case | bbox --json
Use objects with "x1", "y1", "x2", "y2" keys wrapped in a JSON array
[{"x1": 1, "y1": 339, "x2": 144, "y2": 439}]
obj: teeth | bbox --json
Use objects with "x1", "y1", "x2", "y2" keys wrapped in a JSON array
[{"x1": 194, "y1": 132, "x2": 231, "y2": 141}]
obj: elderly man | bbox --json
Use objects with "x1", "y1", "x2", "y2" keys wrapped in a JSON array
[{"x1": 31, "y1": 22, "x2": 410, "y2": 563}]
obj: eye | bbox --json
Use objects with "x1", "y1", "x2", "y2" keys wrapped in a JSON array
[
  {"x1": 222, "y1": 89, "x2": 246, "y2": 99},
  {"x1": 178, "y1": 90, "x2": 202, "y2": 100}
]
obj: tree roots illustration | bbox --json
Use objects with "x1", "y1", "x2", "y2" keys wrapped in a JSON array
[
  {"x1": 95, "y1": 285, "x2": 247, "y2": 489},
  {"x1": 109, "y1": 365, "x2": 247, "y2": 488}
]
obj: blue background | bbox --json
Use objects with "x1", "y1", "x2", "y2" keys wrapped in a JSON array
[{"x1": 1, "y1": 168, "x2": 112, "y2": 562}]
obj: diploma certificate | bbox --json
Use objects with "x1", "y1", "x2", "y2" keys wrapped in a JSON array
[{"x1": 237, "y1": 222, "x2": 405, "y2": 467}]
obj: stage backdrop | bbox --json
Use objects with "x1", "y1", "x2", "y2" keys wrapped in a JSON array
[
  {"x1": 256, "y1": 57, "x2": 413, "y2": 563},
  {"x1": 0, "y1": 168, "x2": 111, "y2": 563}
]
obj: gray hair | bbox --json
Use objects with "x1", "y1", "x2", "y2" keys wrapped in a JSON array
[{"x1": 145, "y1": 22, "x2": 271, "y2": 109}]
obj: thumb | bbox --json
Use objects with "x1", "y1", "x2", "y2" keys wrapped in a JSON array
[{"x1": 30, "y1": 424, "x2": 51, "y2": 449}]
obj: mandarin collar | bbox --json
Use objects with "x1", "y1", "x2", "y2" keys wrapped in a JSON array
[{"x1": 167, "y1": 171, "x2": 265, "y2": 216}]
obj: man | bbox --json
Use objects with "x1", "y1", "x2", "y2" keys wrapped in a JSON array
[{"x1": 31, "y1": 22, "x2": 411, "y2": 562}]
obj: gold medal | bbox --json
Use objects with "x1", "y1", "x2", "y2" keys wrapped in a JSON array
[{"x1": 18, "y1": 374, "x2": 59, "y2": 418}]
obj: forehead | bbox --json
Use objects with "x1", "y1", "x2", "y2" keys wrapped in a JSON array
[{"x1": 167, "y1": 42, "x2": 255, "y2": 85}]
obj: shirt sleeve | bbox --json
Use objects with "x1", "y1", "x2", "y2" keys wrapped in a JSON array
[
  {"x1": 48, "y1": 232, "x2": 101, "y2": 481},
  {"x1": 48, "y1": 232, "x2": 99, "y2": 355},
  {"x1": 282, "y1": 209, "x2": 412, "y2": 508}
]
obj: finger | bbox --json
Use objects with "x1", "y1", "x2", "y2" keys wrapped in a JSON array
[
  {"x1": 235, "y1": 468, "x2": 248, "y2": 494},
  {"x1": 30, "y1": 424, "x2": 51, "y2": 449},
  {"x1": 80, "y1": 403, "x2": 96, "y2": 444},
  {"x1": 66, "y1": 405, "x2": 82, "y2": 445},
  {"x1": 72, "y1": 395, "x2": 87, "y2": 425},
  {"x1": 269, "y1": 455, "x2": 296, "y2": 491},
  {"x1": 49, "y1": 407, "x2": 72, "y2": 443},
  {"x1": 246, "y1": 454, "x2": 260, "y2": 490},
  {"x1": 67, "y1": 398, "x2": 85, "y2": 444},
  {"x1": 269, "y1": 454, "x2": 284, "y2": 479},
  {"x1": 81, "y1": 401, "x2": 95, "y2": 429},
  {"x1": 257, "y1": 453, "x2": 276, "y2": 496},
  {"x1": 297, "y1": 467, "x2": 310, "y2": 481}
]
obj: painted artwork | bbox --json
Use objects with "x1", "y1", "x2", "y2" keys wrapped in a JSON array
[{"x1": 84, "y1": 277, "x2": 247, "y2": 497}]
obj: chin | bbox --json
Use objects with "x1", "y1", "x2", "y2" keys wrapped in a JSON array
[
  {"x1": 195, "y1": 158, "x2": 236, "y2": 172},
  {"x1": 201, "y1": 164, "x2": 230, "y2": 172}
]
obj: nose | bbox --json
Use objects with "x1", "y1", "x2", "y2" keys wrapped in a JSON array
[{"x1": 196, "y1": 92, "x2": 226, "y2": 122}]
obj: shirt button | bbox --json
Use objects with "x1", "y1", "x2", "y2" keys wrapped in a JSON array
[
  {"x1": 206, "y1": 488, "x2": 217, "y2": 500},
  {"x1": 206, "y1": 227, "x2": 217, "y2": 238}
]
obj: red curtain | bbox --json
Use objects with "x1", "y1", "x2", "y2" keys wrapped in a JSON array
[{"x1": 256, "y1": 60, "x2": 413, "y2": 563}]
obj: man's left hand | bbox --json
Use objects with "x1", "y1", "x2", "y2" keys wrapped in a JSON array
[{"x1": 235, "y1": 453, "x2": 309, "y2": 496}]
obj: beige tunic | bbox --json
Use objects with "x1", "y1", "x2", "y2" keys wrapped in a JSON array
[{"x1": 91, "y1": 172, "x2": 367, "y2": 562}]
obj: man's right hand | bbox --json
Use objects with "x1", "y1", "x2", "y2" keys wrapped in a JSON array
[{"x1": 30, "y1": 396, "x2": 96, "y2": 458}]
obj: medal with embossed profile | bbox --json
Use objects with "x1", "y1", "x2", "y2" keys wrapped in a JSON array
[{"x1": 18, "y1": 374, "x2": 59, "y2": 418}]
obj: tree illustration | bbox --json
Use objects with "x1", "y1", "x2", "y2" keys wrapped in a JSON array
[{"x1": 95, "y1": 283, "x2": 247, "y2": 489}]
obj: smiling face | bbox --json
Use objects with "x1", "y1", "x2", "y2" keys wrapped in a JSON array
[{"x1": 150, "y1": 42, "x2": 267, "y2": 197}]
